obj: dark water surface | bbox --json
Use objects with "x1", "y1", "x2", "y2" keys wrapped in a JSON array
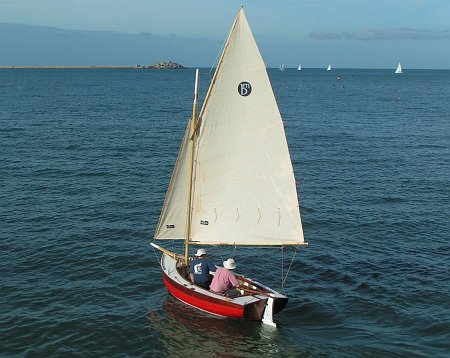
[{"x1": 1, "y1": 68, "x2": 449, "y2": 357}]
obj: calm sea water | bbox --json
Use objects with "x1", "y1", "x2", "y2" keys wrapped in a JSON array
[{"x1": 1, "y1": 68, "x2": 449, "y2": 357}]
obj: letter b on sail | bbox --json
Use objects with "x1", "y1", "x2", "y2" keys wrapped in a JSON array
[{"x1": 238, "y1": 82, "x2": 252, "y2": 96}]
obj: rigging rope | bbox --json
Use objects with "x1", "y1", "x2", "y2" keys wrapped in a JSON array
[
  {"x1": 232, "y1": 244, "x2": 237, "y2": 259},
  {"x1": 150, "y1": 241, "x2": 161, "y2": 264},
  {"x1": 281, "y1": 245, "x2": 299, "y2": 289},
  {"x1": 198, "y1": 35, "x2": 226, "y2": 79},
  {"x1": 207, "y1": 33, "x2": 228, "y2": 77},
  {"x1": 215, "y1": 244, "x2": 237, "y2": 263}
]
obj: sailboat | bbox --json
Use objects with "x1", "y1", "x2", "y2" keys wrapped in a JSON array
[
  {"x1": 395, "y1": 62, "x2": 403, "y2": 74},
  {"x1": 297, "y1": 64, "x2": 302, "y2": 71},
  {"x1": 279, "y1": 63, "x2": 286, "y2": 71},
  {"x1": 151, "y1": 6, "x2": 306, "y2": 327},
  {"x1": 326, "y1": 64, "x2": 332, "y2": 71}
]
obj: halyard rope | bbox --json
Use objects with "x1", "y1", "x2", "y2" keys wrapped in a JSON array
[{"x1": 281, "y1": 246, "x2": 299, "y2": 289}]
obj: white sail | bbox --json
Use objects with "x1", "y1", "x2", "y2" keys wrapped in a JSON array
[
  {"x1": 155, "y1": 7, "x2": 304, "y2": 246},
  {"x1": 395, "y1": 62, "x2": 403, "y2": 74},
  {"x1": 188, "y1": 8, "x2": 303, "y2": 246},
  {"x1": 297, "y1": 64, "x2": 302, "y2": 70},
  {"x1": 279, "y1": 63, "x2": 285, "y2": 71},
  {"x1": 327, "y1": 64, "x2": 332, "y2": 71},
  {"x1": 154, "y1": 121, "x2": 192, "y2": 240}
]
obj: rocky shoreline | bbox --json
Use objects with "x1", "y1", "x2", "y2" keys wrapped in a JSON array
[
  {"x1": 145, "y1": 61, "x2": 185, "y2": 69},
  {"x1": 0, "y1": 61, "x2": 186, "y2": 70},
  {"x1": 0, "y1": 66, "x2": 137, "y2": 69}
]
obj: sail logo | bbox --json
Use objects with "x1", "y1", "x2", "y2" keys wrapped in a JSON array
[{"x1": 238, "y1": 82, "x2": 252, "y2": 96}]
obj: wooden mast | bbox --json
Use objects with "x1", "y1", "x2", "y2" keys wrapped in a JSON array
[
  {"x1": 184, "y1": 68, "x2": 199, "y2": 264},
  {"x1": 182, "y1": 9, "x2": 240, "y2": 263}
]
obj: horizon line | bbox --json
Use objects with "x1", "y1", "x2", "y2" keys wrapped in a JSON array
[{"x1": 0, "y1": 65, "x2": 447, "y2": 70}]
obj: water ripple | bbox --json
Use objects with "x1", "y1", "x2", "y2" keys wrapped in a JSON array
[{"x1": 1, "y1": 68, "x2": 449, "y2": 357}]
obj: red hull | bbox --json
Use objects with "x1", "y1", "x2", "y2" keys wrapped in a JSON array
[
  {"x1": 157, "y1": 252, "x2": 287, "y2": 322},
  {"x1": 162, "y1": 275, "x2": 244, "y2": 318}
]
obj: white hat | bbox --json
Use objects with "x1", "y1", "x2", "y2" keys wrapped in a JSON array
[
  {"x1": 195, "y1": 248, "x2": 207, "y2": 256},
  {"x1": 223, "y1": 258, "x2": 236, "y2": 270}
]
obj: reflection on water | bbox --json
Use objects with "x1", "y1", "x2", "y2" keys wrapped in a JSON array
[{"x1": 147, "y1": 296, "x2": 310, "y2": 357}]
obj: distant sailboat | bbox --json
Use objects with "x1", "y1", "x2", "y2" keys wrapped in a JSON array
[
  {"x1": 326, "y1": 64, "x2": 332, "y2": 71},
  {"x1": 395, "y1": 62, "x2": 403, "y2": 74},
  {"x1": 297, "y1": 64, "x2": 302, "y2": 71},
  {"x1": 279, "y1": 63, "x2": 285, "y2": 71}
]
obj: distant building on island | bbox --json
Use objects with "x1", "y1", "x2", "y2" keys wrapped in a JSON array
[{"x1": 146, "y1": 61, "x2": 185, "y2": 69}]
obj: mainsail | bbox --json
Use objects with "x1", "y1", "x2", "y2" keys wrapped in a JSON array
[{"x1": 154, "y1": 7, "x2": 304, "y2": 247}]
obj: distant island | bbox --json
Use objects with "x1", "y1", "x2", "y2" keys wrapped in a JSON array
[
  {"x1": 145, "y1": 61, "x2": 185, "y2": 69},
  {"x1": 0, "y1": 61, "x2": 187, "y2": 70}
]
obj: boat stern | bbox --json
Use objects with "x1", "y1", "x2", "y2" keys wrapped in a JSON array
[{"x1": 243, "y1": 298, "x2": 267, "y2": 320}]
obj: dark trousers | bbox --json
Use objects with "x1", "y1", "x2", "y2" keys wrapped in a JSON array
[{"x1": 196, "y1": 279, "x2": 212, "y2": 289}]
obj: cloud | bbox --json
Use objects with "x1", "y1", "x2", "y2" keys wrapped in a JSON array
[
  {"x1": 310, "y1": 28, "x2": 450, "y2": 41},
  {"x1": 309, "y1": 31, "x2": 341, "y2": 40}
]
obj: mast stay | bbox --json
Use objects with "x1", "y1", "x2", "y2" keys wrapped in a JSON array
[{"x1": 184, "y1": 68, "x2": 200, "y2": 264}]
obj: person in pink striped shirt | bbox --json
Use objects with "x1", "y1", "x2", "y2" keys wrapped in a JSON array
[{"x1": 210, "y1": 258, "x2": 240, "y2": 297}]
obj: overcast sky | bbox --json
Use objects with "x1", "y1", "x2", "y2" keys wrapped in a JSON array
[{"x1": 1, "y1": 0, "x2": 450, "y2": 68}]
